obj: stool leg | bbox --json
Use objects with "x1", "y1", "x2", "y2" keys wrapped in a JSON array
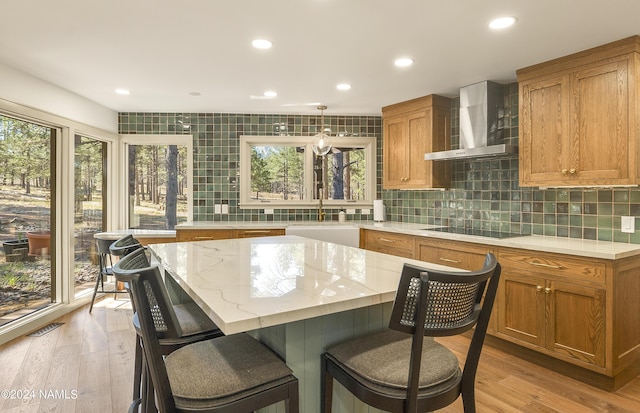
[
  {"x1": 133, "y1": 336, "x2": 143, "y2": 401},
  {"x1": 89, "y1": 271, "x2": 103, "y2": 313}
]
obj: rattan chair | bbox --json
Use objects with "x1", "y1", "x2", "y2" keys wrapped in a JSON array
[
  {"x1": 321, "y1": 253, "x2": 500, "y2": 413},
  {"x1": 118, "y1": 260, "x2": 299, "y2": 413},
  {"x1": 89, "y1": 237, "x2": 129, "y2": 313},
  {"x1": 113, "y1": 247, "x2": 224, "y2": 413}
]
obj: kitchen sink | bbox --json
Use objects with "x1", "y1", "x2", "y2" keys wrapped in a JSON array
[{"x1": 285, "y1": 224, "x2": 360, "y2": 248}]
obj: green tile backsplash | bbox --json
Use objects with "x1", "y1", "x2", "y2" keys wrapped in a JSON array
[{"x1": 119, "y1": 82, "x2": 640, "y2": 244}]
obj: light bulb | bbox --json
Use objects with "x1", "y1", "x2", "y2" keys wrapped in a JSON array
[{"x1": 312, "y1": 133, "x2": 332, "y2": 156}]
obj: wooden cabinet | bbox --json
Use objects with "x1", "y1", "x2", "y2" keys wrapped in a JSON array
[
  {"x1": 496, "y1": 248, "x2": 607, "y2": 369},
  {"x1": 234, "y1": 228, "x2": 285, "y2": 238},
  {"x1": 176, "y1": 227, "x2": 285, "y2": 242},
  {"x1": 382, "y1": 94, "x2": 451, "y2": 189},
  {"x1": 176, "y1": 229, "x2": 234, "y2": 242},
  {"x1": 415, "y1": 237, "x2": 493, "y2": 271},
  {"x1": 360, "y1": 229, "x2": 415, "y2": 258},
  {"x1": 518, "y1": 36, "x2": 640, "y2": 187}
]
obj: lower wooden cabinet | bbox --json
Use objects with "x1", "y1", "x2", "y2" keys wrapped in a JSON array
[
  {"x1": 359, "y1": 229, "x2": 415, "y2": 258},
  {"x1": 234, "y1": 228, "x2": 285, "y2": 238},
  {"x1": 176, "y1": 229, "x2": 234, "y2": 242},
  {"x1": 496, "y1": 249, "x2": 607, "y2": 369},
  {"x1": 416, "y1": 237, "x2": 493, "y2": 271},
  {"x1": 176, "y1": 228, "x2": 285, "y2": 242},
  {"x1": 359, "y1": 228, "x2": 640, "y2": 389}
]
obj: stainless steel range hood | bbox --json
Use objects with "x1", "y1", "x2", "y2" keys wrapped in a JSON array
[{"x1": 424, "y1": 80, "x2": 518, "y2": 161}]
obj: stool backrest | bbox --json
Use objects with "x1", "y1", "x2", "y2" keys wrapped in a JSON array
[
  {"x1": 109, "y1": 234, "x2": 142, "y2": 257},
  {"x1": 113, "y1": 250, "x2": 183, "y2": 339}
]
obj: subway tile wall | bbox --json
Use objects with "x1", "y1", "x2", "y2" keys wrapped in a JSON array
[{"x1": 119, "y1": 82, "x2": 640, "y2": 244}]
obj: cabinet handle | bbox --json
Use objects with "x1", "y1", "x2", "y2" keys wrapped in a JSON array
[
  {"x1": 561, "y1": 169, "x2": 568, "y2": 174},
  {"x1": 569, "y1": 168, "x2": 576, "y2": 174},
  {"x1": 242, "y1": 230, "x2": 271, "y2": 234},
  {"x1": 528, "y1": 261, "x2": 563, "y2": 269},
  {"x1": 378, "y1": 238, "x2": 395, "y2": 243},
  {"x1": 194, "y1": 236, "x2": 214, "y2": 240},
  {"x1": 536, "y1": 285, "x2": 543, "y2": 292},
  {"x1": 544, "y1": 287, "x2": 552, "y2": 294},
  {"x1": 439, "y1": 257, "x2": 462, "y2": 264}
]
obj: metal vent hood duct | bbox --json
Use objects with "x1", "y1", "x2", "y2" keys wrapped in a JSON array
[{"x1": 424, "y1": 80, "x2": 518, "y2": 161}]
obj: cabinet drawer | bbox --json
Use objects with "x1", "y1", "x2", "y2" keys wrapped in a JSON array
[
  {"x1": 417, "y1": 239, "x2": 492, "y2": 271},
  {"x1": 176, "y1": 229, "x2": 233, "y2": 242},
  {"x1": 362, "y1": 230, "x2": 415, "y2": 258},
  {"x1": 234, "y1": 228, "x2": 285, "y2": 238},
  {"x1": 499, "y1": 248, "x2": 606, "y2": 284}
]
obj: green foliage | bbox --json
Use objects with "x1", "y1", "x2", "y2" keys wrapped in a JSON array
[{"x1": 0, "y1": 115, "x2": 51, "y2": 192}]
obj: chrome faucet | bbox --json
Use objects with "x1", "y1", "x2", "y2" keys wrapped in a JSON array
[{"x1": 318, "y1": 191, "x2": 326, "y2": 222}]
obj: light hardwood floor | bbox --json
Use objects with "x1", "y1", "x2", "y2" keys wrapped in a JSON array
[{"x1": 1, "y1": 296, "x2": 640, "y2": 413}]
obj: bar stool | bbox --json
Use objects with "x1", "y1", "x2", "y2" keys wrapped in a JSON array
[
  {"x1": 118, "y1": 260, "x2": 299, "y2": 413},
  {"x1": 89, "y1": 237, "x2": 129, "y2": 313},
  {"x1": 113, "y1": 247, "x2": 224, "y2": 413}
]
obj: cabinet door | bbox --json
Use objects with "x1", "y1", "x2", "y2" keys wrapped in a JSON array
[
  {"x1": 176, "y1": 229, "x2": 233, "y2": 242},
  {"x1": 383, "y1": 115, "x2": 409, "y2": 188},
  {"x1": 519, "y1": 74, "x2": 570, "y2": 186},
  {"x1": 498, "y1": 271, "x2": 546, "y2": 347},
  {"x1": 416, "y1": 239, "x2": 491, "y2": 271},
  {"x1": 570, "y1": 60, "x2": 630, "y2": 185},
  {"x1": 234, "y1": 228, "x2": 285, "y2": 238},
  {"x1": 362, "y1": 230, "x2": 415, "y2": 258},
  {"x1": 405, "y1": 109, "x2": 431, "y2": 187},
  {"x1": 546, "y1": 279, "x2": 606, "y2": 367}
]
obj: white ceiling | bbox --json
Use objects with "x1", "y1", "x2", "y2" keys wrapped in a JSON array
[{"x1": 2, "y1": 0, "x2": 639, "y2": 116}]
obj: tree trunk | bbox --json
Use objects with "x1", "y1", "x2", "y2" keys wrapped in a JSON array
[{"x1": 166, "y1": 145, "x2": 178, "y2": 229}]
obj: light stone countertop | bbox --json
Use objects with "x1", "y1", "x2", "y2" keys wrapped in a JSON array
[
  {"x1": 148, "y1": 235, "x2": 461, "y2": 335},
  {"x1": 176, "y1": 220, "x2": 640, "y2": 260},
  {"x1": 94, "y1": 229, "x2": 176, "y2": 240}
]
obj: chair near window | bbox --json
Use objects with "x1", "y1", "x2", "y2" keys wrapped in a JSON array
[
  {"x1": 89, "y1": 237, "x2": 130, "y2": 313},
  {"x1": 321, "y1": 253, "x2": 500, "y2": 413},
  {"x1": 109, "y1": 234, "x2": 142, "y2": 257},
  {"x1": 113, "y1": 247, "x2": 224, "y2": 413},
  {"x1": 115, "y1": 258, "x2": 299, "y2": 413}
]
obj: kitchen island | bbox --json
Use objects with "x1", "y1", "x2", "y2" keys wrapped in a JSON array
[{"x1": 147, "y1": 235, "x2": 462, "y2": 413}]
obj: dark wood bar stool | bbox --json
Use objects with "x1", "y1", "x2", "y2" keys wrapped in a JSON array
[
  {"x1": 321, "y1": 253, "x2": 501, "y2": 413},
  {"x1": 115, "y1": 258, "x2": 299, "y2": 413},
  {"x1": 113, "y1": 246, "x2": 224, "y2": 413}
]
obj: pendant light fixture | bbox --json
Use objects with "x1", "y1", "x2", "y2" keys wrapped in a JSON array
[{"x1": 312, "y1": 105, "x2": 332, "y2": 156}]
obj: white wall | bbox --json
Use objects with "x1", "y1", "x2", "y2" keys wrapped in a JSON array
[{"x1": 0, "y1": 62, "x2": 117, "y2": 132}]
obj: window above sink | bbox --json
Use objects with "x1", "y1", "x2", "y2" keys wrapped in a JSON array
[{"x1": 239, "y1": 135, "x2": 376, "y2": 209}]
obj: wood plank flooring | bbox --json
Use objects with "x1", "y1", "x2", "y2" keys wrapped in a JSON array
[{"x1": 0, "y1": 296, "x2": 639, "y2": 412}]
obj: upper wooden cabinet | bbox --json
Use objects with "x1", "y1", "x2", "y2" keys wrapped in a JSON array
[
  {"x1": 382, "y1": 94, "x2": 451, "y2": 189},
  {"x1": 518, "y1": 36, "x2": 640, "y2": 187}
]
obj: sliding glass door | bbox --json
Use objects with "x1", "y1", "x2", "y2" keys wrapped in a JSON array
[
  {"x1": 73, "y1": 134, "x2": 107, "y2": 298},
  {"x1": 0, "y1": 115, "x2": 55, "y2": 326}
]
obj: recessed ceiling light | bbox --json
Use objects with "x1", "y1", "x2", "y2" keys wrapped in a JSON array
[
  {"x1": 264, "y1": 91, "x2": 278, "y2": 97},
  {"x1": 489, "y1": 16, "x2": 517, "y2": 30},
  {"x1": 252, "y1": 39, "x2": 273, "y2": 49},
  {"x1": 394, "y1": 58, "x2": 414, "y2": 67},
  {"x1": 337, "y1": 83, "x2": 352, "y2": 91},
  {"x1": 115, "y1": 88, "x2": 130, "y2": 95}
]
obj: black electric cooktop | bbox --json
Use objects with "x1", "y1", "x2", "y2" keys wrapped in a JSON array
[{"x1": 427, "y1": 227, "x2": 528, "y2": 239}]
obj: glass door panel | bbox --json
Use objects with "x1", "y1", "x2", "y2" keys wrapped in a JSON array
[
  {"x1": 73, "y1": 135, "x2": 106, "y2": 297},
  {"x1": 0, "y1": 115, "x2": 55, "y2": 326}
]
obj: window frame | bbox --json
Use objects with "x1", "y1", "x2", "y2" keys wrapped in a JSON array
[
  {"x1": 119, "y1": 134, "x2": 193, "y2": 229},
  {"x1": 239, "y1": 135, "x2": 376, "y2": 209}
]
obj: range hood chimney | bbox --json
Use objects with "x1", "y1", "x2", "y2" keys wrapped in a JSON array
[{"x1": 424, "y1": 80, "x2": 517, "y2": 161}]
